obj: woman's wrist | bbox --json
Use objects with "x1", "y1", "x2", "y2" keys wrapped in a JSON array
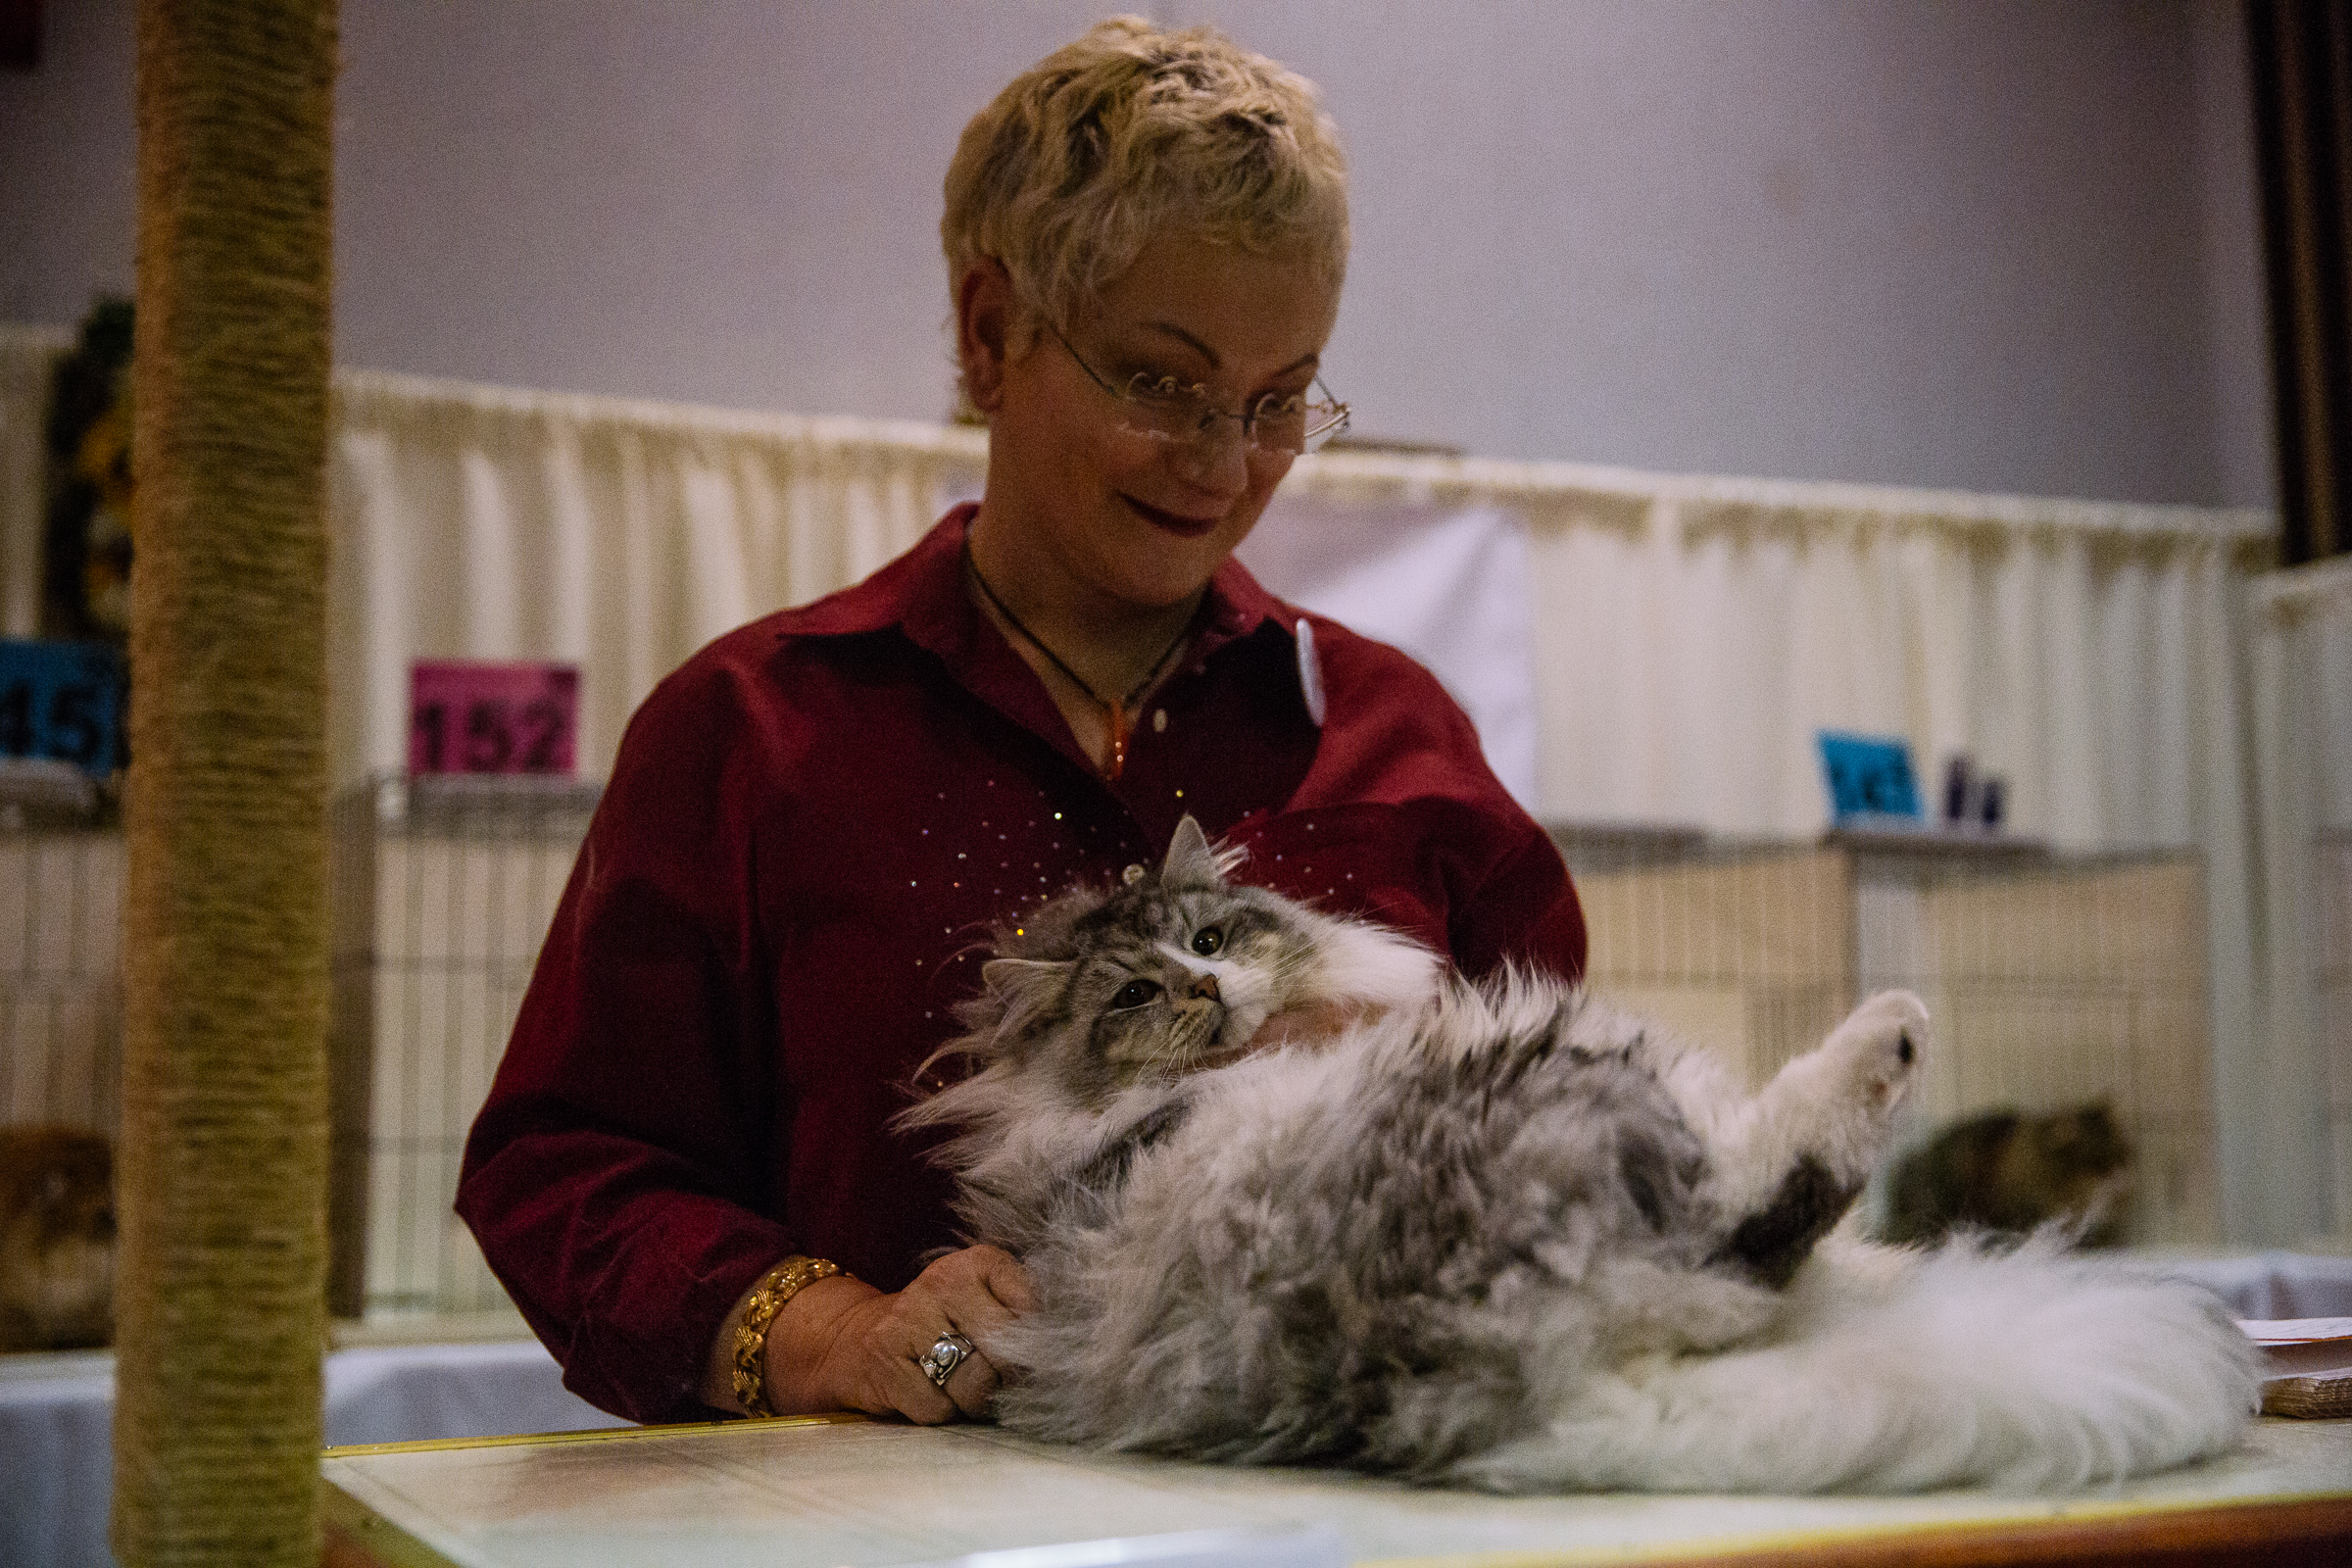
[
  {"x1": 731, "y1": 1255, "x2": 844, "y2": 1415},
  {"x1": 704, "y1": 1255, "x2": 867, "y2": 1417},
  {"x1": 760, "y1": 1271, "x2": 881, "y2": 1415}
]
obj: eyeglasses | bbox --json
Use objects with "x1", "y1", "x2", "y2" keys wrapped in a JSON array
[{"x1": 1047, "y1": 319, "x2": 1350, "y2": 459}]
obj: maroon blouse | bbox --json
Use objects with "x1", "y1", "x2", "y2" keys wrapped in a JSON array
[{"x1": 456, "y1": 506, "x2": 1586, "y2": 1423}]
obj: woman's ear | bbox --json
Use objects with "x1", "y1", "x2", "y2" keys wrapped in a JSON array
[{"x1": 956, "y1": 259, "x2": 1017, "y2": 414}]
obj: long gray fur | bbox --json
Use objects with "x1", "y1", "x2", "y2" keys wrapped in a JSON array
[{"x1": 900, "y1": 817, "x2": 2258, "y2": 1493}]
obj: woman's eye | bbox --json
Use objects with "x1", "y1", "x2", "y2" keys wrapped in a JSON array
[
  {"x1": 1191, "y1": 927, "x2": 1223, "y2": 956},
  {"x1": 1111, "y1": 979, "x2": 1163, "y2": 1009},
  {"x1": 1123, "y1": 370, "x2": 1197, "y2": 410}
]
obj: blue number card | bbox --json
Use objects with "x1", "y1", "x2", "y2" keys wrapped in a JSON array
[
  {"x1": 1817, "y1": 730, "x2": 1922, "y2": 823},
  {"x1": 0, "y1": 640, "x2": 125, "y2": 778}
]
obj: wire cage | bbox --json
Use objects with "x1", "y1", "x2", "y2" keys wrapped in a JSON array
[
  {"x1": 3, "y1": 770, "x2": 2233, "y2": 1328},
  {"x1": 0, "y1": 799, "x2": 121, "y2": 1138},
  {"x1": 328, "y1": 772, "x2": 599, "y2": 1322},
  {"x1": 2321, "y1": 826, "x2": 2352, "y2": 1231},
  {"x1": 1551, "y1": 825, "x2": 2221, "y2": 1246}
]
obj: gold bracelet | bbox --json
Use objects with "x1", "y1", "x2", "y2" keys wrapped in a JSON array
[{"x1": 731, "y1": 1254, "x2": 843, "y2": 1418}]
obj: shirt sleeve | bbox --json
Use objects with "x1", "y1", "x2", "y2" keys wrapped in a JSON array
[
  {"x1": 455, "y1": 653, "x2": 794, "y2": 1424},
  {"x1": 1288, "y1": 614, "x2": 1588, "y2": 986},
  {"x1": 1446, "y1": 812, "x2": 1588, "y2": 983}
]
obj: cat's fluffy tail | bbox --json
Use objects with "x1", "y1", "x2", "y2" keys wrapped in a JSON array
[{"x1": 1450, "y1": 1236, "x2": 2259, "y2": 1494}]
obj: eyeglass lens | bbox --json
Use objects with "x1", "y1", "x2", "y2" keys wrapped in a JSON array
[
  {"x1": 1053, "y1": 321, "x2": 1345, "y2": 456},
  {"x1": 1115, "y1": 385, "x2": 1340, "y2": 457}
]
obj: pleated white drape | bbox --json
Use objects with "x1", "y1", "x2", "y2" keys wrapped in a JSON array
[
  {"x1": 327, "y1": 371, "x2": 988, "y2": 795},
  {"x1": 2249, "y1": 558, "x2": 2352, "y2": 1238},
  {"x1": 1280, "y1": 456, "x2": 2270, "y2": 849},
  {"x1": 0, "y1": 329, "x2": 2330, "y2": 1242}
]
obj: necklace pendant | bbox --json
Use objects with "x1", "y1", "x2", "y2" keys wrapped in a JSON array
[
  {"x1": 1103, "y1": 701, "x2": 1130, "y2": 781},
  {"x1": 961, "y1": 538, "x2": 1185, "y2": 789}
]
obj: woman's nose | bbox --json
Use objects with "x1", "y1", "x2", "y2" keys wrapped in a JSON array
[{"x1": 1167, "y1": 421, "x2": 1252, "y2": 495}]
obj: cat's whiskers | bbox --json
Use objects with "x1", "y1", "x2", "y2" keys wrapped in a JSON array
[{"x1": 1157, "y1": 997, "x2": 1241, "y2": 1074}]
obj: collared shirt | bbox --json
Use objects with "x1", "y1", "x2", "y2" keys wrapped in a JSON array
[{"x1": 457, "y1": 505, "x2": 1585, "y2": 1423}]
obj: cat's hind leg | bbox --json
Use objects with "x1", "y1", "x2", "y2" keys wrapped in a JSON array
[{"x1": 1701, "y1": 991, "x2": 1927, "y2": 1284}]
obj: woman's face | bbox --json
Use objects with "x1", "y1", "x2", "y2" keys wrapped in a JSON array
[{"x1": 973, "y1": 228, "x2": 1342, "y2": 615}]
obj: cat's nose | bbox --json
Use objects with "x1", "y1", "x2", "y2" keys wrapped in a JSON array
[{"x1": 1185, "y1": 971, "x2": 1220, "y2": 1002}]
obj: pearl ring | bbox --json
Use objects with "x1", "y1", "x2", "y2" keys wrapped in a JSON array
[{"x1": 919, "y1": 1332, "x2": 974, "y2": 1388}]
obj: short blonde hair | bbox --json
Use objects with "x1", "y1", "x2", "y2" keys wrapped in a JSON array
[{"x1": 943, "y1": 17, "x2": 1349, "y2": 332}]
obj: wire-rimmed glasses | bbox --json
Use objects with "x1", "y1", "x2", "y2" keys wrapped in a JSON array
[{"x1": 1047, "y1": 319, "x2": 1349, "y2": 459}]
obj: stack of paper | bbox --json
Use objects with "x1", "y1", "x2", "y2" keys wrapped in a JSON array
[{"x1": 2239, "y1": 1318, "x2": 2352, "y2": 1419}]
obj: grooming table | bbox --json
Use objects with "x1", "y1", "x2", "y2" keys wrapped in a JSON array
[{"x1": 321, "y1": 1413, "x2": 2352, "y2": 1568}]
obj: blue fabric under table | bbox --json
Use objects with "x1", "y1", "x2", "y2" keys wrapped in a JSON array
[{"x1": 0, "y1": 1336, "x2": 626, "y2": 1568}]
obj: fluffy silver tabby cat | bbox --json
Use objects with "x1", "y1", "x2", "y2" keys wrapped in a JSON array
[{"x1": 903, "y1": 818, "x2": 2256, "y2": 1493}]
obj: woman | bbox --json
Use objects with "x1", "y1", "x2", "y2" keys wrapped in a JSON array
[{"x1": 457, "y1": 17, "x2": 1585, "y2": 1428}]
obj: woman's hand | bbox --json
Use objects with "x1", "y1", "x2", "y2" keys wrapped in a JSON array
[{"x1": 753, "y1": 1246, "x2": 1035, "y2": 1423}]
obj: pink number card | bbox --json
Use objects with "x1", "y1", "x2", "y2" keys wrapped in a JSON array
[{"x1": 408, "y1": 661, "x2": 579, "y2": 776}]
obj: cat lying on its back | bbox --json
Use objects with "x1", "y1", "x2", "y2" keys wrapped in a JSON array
[{"x1": 902, "y1": 817, "x2": 2255, "y2": 1494}]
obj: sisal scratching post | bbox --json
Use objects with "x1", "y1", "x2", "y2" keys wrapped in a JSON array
[{"x1": 115, "y1": 3, "x2": 336, "y2": 1564}]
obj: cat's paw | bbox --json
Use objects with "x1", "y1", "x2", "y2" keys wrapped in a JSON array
[
  {"x1": 1798, "y1": 990, "x2": 1928, "y2": 1174},
  {"x1": 1712, "y1": 993, "x2": 1929, "y2": 1223},
  {"x1": 1823, "y1": 990, "x2": 1927, "y2": 1112}
]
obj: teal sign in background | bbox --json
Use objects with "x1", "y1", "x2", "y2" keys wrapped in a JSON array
[
  {"x1": 0, "y1": 640, "x2": 124, "y2": 778},
  {"x1": 1817, "y1": 730, "x2": 1922, "y2": 821}
]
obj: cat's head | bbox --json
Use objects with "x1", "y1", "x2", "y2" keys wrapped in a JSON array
[
  {"x1": 945, "y1": 815, "x2": 1438, "y2": 1111},
  {"x1": 0, "y1": 1126, "x2": 117, "y2": 1350},
  {"x1": 2026, "y1": 1102, "x2": 2132, "y2": 1174}
]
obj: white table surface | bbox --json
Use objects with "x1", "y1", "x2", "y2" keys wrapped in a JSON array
[
  {"x1": 321, "y1": 1411, "x2": 2352, "y2": 1568},
  {"x1": 6, "y1": 1251, "x2": 2349, "y2": 1567}
]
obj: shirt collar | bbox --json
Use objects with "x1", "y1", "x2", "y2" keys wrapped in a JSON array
[{"x1": 773, "y1": 503, "x2": 1292, "y2": 664}]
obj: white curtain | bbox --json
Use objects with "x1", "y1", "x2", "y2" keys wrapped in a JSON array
[
  {"x1": 0, "y1": 331, "x2": 2322, "y2": 1242},
  {"x1": 2249, "y1": 557, "x2": 2352, "y2": 1240},
  {"x1": 328, "y1": 370, "x2": 990, "y2": 789}
]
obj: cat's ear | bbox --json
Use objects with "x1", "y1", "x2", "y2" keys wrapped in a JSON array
[
  {"x1": 1161, "y1": 814, "x2": 1224, "y2": 888},
  {"x1": 977, "y1": 956, "x2": 1072, "y2": 1056},
  {"x1": 982, "y1": 957, "x2": 1067, "y2": 999}
]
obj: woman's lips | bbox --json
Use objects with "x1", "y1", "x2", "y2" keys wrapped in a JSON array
[{"x1": 1120, "y1": 493, "x2": 1222, "y2": 538}]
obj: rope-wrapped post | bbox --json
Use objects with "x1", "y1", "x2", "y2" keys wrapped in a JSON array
[{"x1": 116, "y1": 3, "x2": 336, "y2": 1564}]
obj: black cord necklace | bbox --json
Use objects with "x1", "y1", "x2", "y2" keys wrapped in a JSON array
[{"x1": 964, "y1": 538, "x2": 1192, "y2": 782}]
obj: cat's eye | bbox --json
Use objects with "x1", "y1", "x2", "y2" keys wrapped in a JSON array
[
  {"x1": 1191, "y1": 927, "x2": 1224, "y2": 956},
  {"x1": 1110, "y1": 979, "x2": 1163, "y2": 1009}
]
